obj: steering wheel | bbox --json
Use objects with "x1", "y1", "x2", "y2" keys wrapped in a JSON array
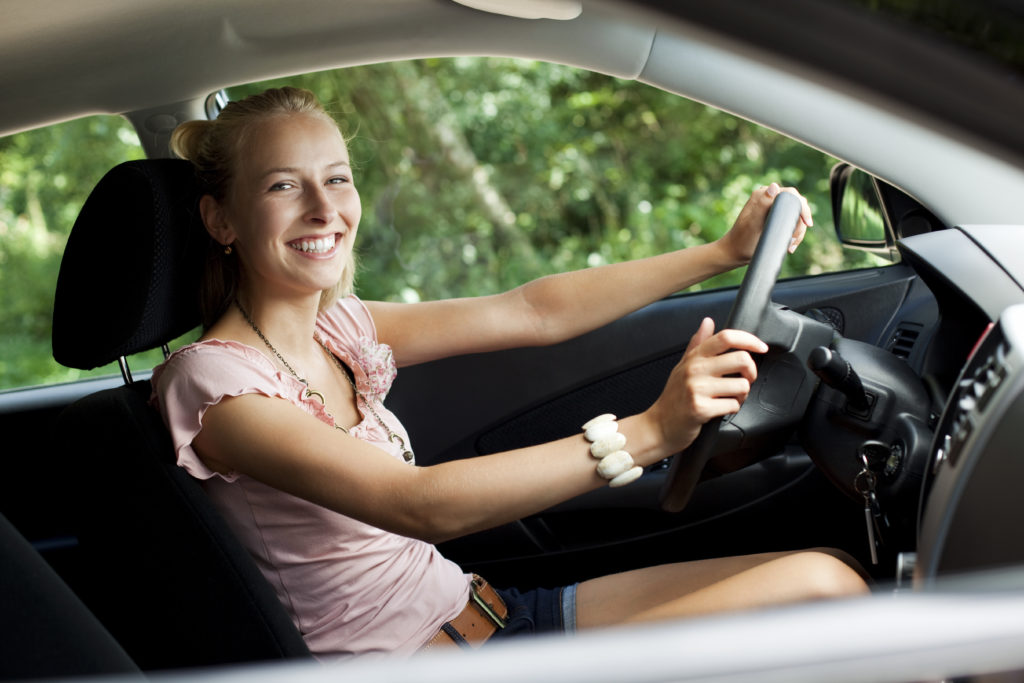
[{"x1": 660, "y1": 191, "x2": 835, "y2": 512}]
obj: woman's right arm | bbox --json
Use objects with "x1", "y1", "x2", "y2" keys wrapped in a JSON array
[{"x1": 192, "y1": 320, "x2": 765, "y2": 543}]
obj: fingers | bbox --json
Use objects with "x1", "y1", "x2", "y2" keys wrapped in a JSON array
[
  {"x1": 764, "y1": 183, "x2": 812, "y2": 226},
  {"x1": 683, "y1": 324, "x2": 766, "y2": 397},
  {"x1": 678, "y1": 368, "x2": 754, "y2": 423},
  {"x1": 702, "y1": 349, "x2": 760, "y2": 383},
  {"x1": 653, "y1": 324, "x2": 768, "y2": 449},
  {"x1": 684, "y1": 316, "x2": 716, "y2": 353},
  {"x1": 778, "y1": 187, "x2": 813, "y2": 253},
  {"x1": 788, "y1": 218, "x2": 808, "y2": 254},
  {"x1": 756, "y1": 183, "x2": 813, "y2": 253},
  {"x1": 688, "y1": 385, "x2": 749, "y2": 422},
  {"x1": 699, "y1": 327, "x2": 768, "y2": 357}
]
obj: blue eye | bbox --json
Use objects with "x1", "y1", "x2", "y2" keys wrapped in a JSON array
[
  {"x1": 327, "y1": 176, "x2": 350, "y2": 185},
  {"x1": 269, "y1": 181, "x2": 294, "y2": 191}
]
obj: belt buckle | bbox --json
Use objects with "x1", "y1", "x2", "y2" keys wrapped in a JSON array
[{"x1": 470, "y1": 575, "x2": 506, "y2": 630}]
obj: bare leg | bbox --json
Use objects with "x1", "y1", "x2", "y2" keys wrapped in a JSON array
[{"x1": 576, "y1": 549, "x2": 869, "y2": 629}]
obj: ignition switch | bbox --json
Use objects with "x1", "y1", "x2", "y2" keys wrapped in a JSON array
[{"x1": 859, "y1": 439, "x2": 904, "y2": 479}]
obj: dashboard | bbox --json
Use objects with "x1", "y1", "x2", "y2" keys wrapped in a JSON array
[
  {"x1": 893, "y1": 225, "x2": 1024, "y2": 584},
  {"x1": 917, "y1": 303, "x2": 1024, "y2": 584}
]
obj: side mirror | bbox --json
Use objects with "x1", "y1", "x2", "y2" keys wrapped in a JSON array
[{"x1": 830, "y1": 163, "x2": 897, "y2": 261}]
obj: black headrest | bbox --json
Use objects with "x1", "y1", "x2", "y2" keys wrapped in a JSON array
[{"x1": 53, "y1": 159, "x2": 208, "y2": 370}]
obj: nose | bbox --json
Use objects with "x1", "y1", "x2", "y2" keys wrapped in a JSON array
[{"x1": 303, "y1": 185, "x2": 335, "y2": 225}]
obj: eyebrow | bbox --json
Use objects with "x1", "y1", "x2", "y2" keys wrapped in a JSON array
[{"x1": 260, "y1": 161, "x2": 351, "y2": 180}]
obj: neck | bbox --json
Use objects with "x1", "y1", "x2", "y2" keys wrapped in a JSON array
[{"x1": 234, "y1": 288, "x2": 323, "y2": 365}]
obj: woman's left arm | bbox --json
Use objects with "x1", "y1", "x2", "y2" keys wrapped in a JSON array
[{"x1": 368, "y1": 183, "x2": 810, "y2": 367}]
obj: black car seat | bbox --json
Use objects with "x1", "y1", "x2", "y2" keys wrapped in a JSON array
[
  {"x1": 0, "y1": 511, "x2": 139, "y2": 680},
  {"x1": 51, "y1": 159, "x2": 311, "y2": 670}
]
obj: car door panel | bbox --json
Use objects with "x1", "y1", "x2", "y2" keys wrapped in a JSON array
[{"x1": 384, "y1": 265, "x2": 922, "y2": 578}]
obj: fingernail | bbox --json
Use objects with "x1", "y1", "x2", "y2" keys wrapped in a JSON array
[{"x1": 766, "y1": 182, "x2": 780, "y2": 198}]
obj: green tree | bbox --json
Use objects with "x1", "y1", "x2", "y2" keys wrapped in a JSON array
[{"x1": 0, "y1": 117, "x2": 144, "y2": 389}]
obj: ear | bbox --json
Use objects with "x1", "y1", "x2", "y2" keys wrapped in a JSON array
[{"x1": 199, "y1": 194, "x2": 235, "y2": 246}]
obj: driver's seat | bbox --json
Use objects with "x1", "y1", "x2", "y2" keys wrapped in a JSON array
[{"x1": 51, "y1": 160, "x2": 311, "y2": 670}]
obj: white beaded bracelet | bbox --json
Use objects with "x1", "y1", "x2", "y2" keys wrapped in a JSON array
[{"x1": 582, "y1": 414, "x2": 644, "y2": 487}]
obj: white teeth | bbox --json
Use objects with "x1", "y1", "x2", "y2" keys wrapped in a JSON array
[{"x1": 290, "y1": 235, "x2": 336, "y2": 254}]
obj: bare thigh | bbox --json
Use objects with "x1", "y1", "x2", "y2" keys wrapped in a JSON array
[{"x1": 576, "y1": 548, "x2": 869, "y2": 629}]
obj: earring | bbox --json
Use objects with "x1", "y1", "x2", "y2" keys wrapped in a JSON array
[{"x1": 223, "y1": 244, "x2": 233, "y2": 255}]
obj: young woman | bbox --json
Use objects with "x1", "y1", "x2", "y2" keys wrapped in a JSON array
[{"x1": 151, "y1": 87, "x2": 867, "y2": 660}]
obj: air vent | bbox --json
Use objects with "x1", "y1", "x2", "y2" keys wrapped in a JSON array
[{"x1": 887, "y1": 323, "x2": 923, "y2": 359}]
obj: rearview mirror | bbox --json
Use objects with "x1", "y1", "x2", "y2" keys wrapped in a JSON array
[{"x1": 830, "y1": 163, "x2": 896, "y2": 260}]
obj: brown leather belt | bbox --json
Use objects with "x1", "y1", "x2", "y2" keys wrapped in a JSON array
[{"x1": 423, "y1": 575, "x2": 508, "y2": 649}]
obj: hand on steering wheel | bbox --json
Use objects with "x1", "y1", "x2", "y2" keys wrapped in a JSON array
[
  {"x1": 660, "y1": 190, "x2": 834, "y2": 512},
  {"x1": 718, "y1": 183, "x2": 813, "y2": 266},
  {"x1": 648, "y1": 318, "x2": 768, "y2": 455}
]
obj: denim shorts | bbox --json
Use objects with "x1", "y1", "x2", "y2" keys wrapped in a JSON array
[{"x1": 485, "y1": 583, "x2": 577, "y2": 643}]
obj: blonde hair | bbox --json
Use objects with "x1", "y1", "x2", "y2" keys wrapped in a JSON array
[{"x1": 171, "y1": 87, "x2": 356, "y2": 327}]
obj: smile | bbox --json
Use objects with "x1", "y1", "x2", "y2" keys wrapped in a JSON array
[{"x1": 288, "y1": 234, "x2": 338, "y2": 254}]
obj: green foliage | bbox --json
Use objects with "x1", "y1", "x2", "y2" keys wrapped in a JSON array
[
  {"x1": 2, "y1": 58, "x2": 887, "y2": 391},
  {"x1": 0, "y1": 117, "x2": 144, "y2": 389}
]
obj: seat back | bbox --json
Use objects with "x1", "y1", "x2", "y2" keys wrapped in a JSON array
[
  {"x1": 51, "y1": 160, "x2": 310, "y2": 669},
  {"x1": 0, "y1": 511, "x2": 139, "y2": 680}
]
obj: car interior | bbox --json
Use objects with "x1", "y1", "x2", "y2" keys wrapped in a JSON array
[{"x1": 3, "y1": 1, "x2": 1024, "y2": 680}]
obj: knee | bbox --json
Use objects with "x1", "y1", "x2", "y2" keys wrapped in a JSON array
[{"x1": 787, "y1": 549, "x2": 871, "y2": 600}]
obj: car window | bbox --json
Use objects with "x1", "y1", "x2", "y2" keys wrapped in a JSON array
[
  {"x1": 228, "y1": 57, "x2": 890, "y2": 305},
  {"x1": 0, "y1": 116, "x2": 189, "y2": 392},
  {"x1": 0, "y1": 59, "x2": 893, "y2": 393}
]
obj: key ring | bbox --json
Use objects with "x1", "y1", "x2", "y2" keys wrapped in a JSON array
[{"x1": 854, "y1": 468, "x2": 877, "y2": 496}]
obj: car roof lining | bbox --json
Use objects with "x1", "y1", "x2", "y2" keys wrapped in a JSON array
[{"x1": 0, "y1": 1, "x2": 657, "y2": 137}]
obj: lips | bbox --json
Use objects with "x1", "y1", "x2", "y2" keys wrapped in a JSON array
[{"x1": 288, "y1": 233, "x2": 338, "y2": 254}]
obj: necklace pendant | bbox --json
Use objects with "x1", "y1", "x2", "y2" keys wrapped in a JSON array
[
  {"x1": 402, "y1": 450, "x2": 415, "y2": 465},
  {"x1": 305, "y1": 388, "x2": 326, "y2": 405}
]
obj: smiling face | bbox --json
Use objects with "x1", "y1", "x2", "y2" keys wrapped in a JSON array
[{"x1": 203, "y1": 112, "x2": 361, "y2": 307}]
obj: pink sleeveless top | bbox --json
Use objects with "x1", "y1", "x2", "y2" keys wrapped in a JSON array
[{"x1": 150, "y1": 296, "x2": 470, "y2": 659}]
